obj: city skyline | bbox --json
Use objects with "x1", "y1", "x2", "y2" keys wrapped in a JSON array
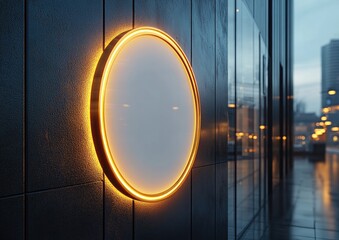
[{"x1": 294, "y1": 0, "x2": 339, "y2": 114}]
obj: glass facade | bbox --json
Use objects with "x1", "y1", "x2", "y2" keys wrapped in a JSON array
[{"x1": 228, "y1": 0, "x2": 293, "y2": 239}]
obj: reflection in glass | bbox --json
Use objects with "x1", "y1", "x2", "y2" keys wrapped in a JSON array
[
  {"x1": 227, "y1": 1, "x2": 269, "y2": 238},
  {"x1": 236, "y1": 1, "x2": 255, "y2": 235},
  {"x1": 227, "y1": 0, "x2": 236, "y2": 238}
]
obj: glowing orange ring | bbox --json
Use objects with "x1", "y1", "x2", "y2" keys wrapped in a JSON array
[{"x1": 95, "y1": 27, "x2": 200, "y2": 202}]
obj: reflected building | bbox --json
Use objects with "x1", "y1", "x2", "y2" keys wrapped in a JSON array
[{"x1": 294, "y1": 112, "x2": 319, "y2": 152}]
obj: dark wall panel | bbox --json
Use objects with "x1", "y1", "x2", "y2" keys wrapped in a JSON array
[
  {"x1": 216, "y1": 162, "x2": 228, "y2": 239},
  {"x1": 0, "y1": 0, "x2": 23, "y2": 197},
  {"x1": 27, "y1": 182, "x2": 103, "y2": 239},
  {"x1": 105, "y1": 178, "x2": 133, "y2": 240},
  {"x1": 271, "y1": 0, "x2": 282, "y2": 186},
  {"x1": 26, "y1": 0, "x2": 103, "y2": 191},
  {"x1": 105, "y1": 0, "x2": 133, "y2": 47},
  {"x1": 216, "y1": 0, "x2": 228, "y2": 164},
  {"x1": 0, "y1": 196, "x2": 24, "y2": 239},
  {"x1": 134, "y1": 0, "x2": 191, "y2": 59},
  {"x1": 215, "y1": 0, "x2": 228, "y2": 237},
  {"x1": 192, "y1": 0, "x2": 216, "y2": 167},
  {"x1": 135, "y1": 178, "x2": 191, "y2": 240},
  {"x1": 192, "y1": 165, "x2": 216, "y2": 239}
]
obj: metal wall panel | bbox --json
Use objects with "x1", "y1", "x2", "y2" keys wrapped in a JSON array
[
  {"x1": 0, "y1": 196, "x2": 24, "y2": 239},
  {"x1": 0, "y1": 0, "x2": 23, "y2": 197},
  {"x1": 26, "y1": 0, "x2": 103, "y2": 191},
  {"x1": 27, "y1": 182, "x2": 103, "y2": 239},
  {"x1": 215, "y1": 0, "x2": 228, "y2": 237},
  {"x1": 192, "y1": 165, "x2": 216, "y2": 239},
  {"x1": 192, "y1": 0, "x2": 216, "y2": 168}
]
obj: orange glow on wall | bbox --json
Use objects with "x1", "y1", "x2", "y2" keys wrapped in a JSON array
[{"x1": 91, "y1": 27, "x2": 200, "y2": 202}]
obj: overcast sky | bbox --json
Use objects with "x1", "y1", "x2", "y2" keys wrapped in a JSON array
[{"x1": 294, "y1": 0, "x2": 339, "y2": 114}]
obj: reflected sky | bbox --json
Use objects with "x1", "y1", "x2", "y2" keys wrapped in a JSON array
[{"x1": 294, "y1": 0, "x2": 339, "y2": 114}]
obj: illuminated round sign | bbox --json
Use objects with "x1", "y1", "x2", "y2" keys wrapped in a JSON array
[{"x1": 91, "y1": 27, "x2": 200, "y2": 202}]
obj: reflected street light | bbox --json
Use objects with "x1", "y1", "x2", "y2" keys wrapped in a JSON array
[
  {"x1": 325, "y1": 121, "x2": 332, "y2": 126},
  {"x1": 328, "y1": 89, "x2": 336, "y2": 95}
]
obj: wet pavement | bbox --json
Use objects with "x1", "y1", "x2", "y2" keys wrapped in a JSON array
[{"x1": 262, "y1": 153, "x2": 339, "y2": 240}]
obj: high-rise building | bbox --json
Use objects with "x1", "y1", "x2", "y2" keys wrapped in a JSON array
[
  {"x1": 321, "y1": 39, "x2": 339, "y2": 108},
  {"x1": 321, "y1": 40, "x2": 339, "y2": 146}
]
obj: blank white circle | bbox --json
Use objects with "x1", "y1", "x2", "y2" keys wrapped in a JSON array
[{"x1": 101, "y1": 29, "x2": 199, "y2": 199}]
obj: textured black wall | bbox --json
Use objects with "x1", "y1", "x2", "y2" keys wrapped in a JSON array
[
  {"x1": 0, "y1": 0, "x2": 24, "y2": 239},
  {"x1": 0, "y1": 0, "x2": 228, "y2": 239}
]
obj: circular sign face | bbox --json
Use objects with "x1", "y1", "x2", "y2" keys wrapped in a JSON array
[{"x1": 92, "y1": 27, "x2": 200, "y2": 202}]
